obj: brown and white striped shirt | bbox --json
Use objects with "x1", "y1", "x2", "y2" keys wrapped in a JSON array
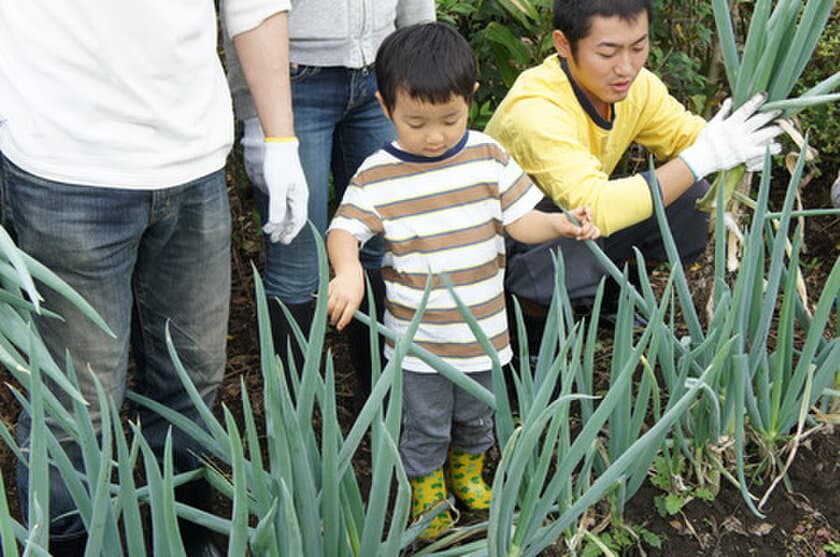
[{"x1": 329, "y1": 131, "x2": 544, "y2": 372}]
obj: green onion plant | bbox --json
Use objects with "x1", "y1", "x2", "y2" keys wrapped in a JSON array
[{"x1": 699, "y1": 0, "x2": 840, "y2": 211}]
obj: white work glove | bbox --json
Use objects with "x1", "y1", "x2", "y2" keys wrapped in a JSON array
[
  {"x1": 240, "y1": 117, "x2": 309, "y2": 244},
  {"x1": 263, "y1": 138, "x2": 308, "y2": 243},
  {"x1": 679, "y1": 92, "x2": 783, "y2": 180}
]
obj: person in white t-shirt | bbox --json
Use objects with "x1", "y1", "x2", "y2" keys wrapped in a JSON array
[{"x1": 0, "y1": 1, "x2": 306, "y2": 554}]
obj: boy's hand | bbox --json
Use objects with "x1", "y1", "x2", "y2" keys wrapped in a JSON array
[
  {"x1": 327, "y1": 264, "x2": 365, "y2": 331},
  {"x1": 564, "y1": 206, "x2": 601, "y2": 240}
]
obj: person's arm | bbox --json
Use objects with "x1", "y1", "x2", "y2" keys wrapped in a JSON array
[
  {"x1": 653, "y1": 156, "x2": 698, "y2": 206},
  {"x1": 327, "y1": 229, "x2": 365, "y2": 331},
  {"x1": 230, "y1": 11, "x2": 309, "y2": 244},
  {"x1": 506, "y1": 206, "x2": 600, "y2": 244},
  {"x1": 231, "y1": 12, "x2": 293, "y2": 137}
]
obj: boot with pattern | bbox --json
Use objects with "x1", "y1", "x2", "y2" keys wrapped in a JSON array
[
  {"x1": 409, "y1": 467, "x2": 453, "y2": 541},
  {"x1": 445, "y1": 448, "x2": 492, "y2": 511}
]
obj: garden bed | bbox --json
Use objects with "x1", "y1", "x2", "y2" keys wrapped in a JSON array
[{"x1": 0, "y1": 160, "x2": 837, "y2": 555}]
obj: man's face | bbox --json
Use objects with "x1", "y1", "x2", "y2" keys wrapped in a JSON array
[{"x1": 553, "y1": 12, "x2": 650, "y2": 117}]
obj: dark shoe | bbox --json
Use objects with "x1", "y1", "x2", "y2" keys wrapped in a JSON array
[
  {"x1": 48, "y1": 533, "x2": 88, "y2": 557},
  {"x1": 181, "y1": 526, "x2": 224, "y2": 557}
]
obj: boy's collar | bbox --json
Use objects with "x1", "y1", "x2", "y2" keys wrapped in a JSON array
[
  {"x1": 383, "y1": 131, "x2": 470, "y2": 163},
  {"x1": 558, "y1": 57, "x2": 614, "y2": 131}
]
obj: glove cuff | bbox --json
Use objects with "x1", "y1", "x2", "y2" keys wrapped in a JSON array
[
  {"x1": 678, "y1": 144, "x2": 712, "y2": 181},
  {"x1": 265, "y1": 136, "x2": 298, "y2": 143}
]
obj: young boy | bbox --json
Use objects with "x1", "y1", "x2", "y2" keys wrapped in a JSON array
[{"x1": 326, "y1": 22, "x2": 600, "y2": 540}]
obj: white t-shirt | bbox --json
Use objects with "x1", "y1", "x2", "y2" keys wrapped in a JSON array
[{"x1": 0, "y1": 0, "x2": 288, "y2": 189}]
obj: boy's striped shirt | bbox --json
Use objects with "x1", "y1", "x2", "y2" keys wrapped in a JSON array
[{"x1": 330, "y1": 131, "x2": 543, "y2": 372}]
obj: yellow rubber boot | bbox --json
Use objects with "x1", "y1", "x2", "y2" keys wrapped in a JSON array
[
  {"x1": 409, "y1": 468, "x2": 453, "y2": 541},
  {"x1": 445, "y1": 448, "x2": 492, "y2": 511}
]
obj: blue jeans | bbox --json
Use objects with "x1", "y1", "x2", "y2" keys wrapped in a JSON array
[
  {"x1": 1, "y1": 156, "x2": 231, "y2": 539},
  {"x1": 257, "y1": 65, "x2": 393, "y2": 303}
]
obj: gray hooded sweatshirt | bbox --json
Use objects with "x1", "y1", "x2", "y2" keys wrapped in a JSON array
[{"x1": 225, "y1": 0, "x2": 436, "y2": 120}]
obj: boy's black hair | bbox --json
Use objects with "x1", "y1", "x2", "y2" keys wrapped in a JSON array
[
  {"x1": 375, "y1": 22, "x2": 477, "y2": 113},
  {"x1": 553, "y1": 0, "x2": 653, "y2": 56}
]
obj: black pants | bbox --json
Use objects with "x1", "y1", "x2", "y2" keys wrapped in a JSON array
[{"x1": 505, "y1": 180, "x2": 710, "y2": 308}]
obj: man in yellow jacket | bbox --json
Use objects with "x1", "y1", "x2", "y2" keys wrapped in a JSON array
[{"x1": 486, "y1": 0, "x2": 781, "y2": 338}]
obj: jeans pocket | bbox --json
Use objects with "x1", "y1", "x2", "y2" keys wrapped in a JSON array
[{"x1": 290, "y1": 64, "x2": 320, "y2": 83}]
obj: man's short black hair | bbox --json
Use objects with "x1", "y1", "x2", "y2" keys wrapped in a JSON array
[
  {"x1": 553, "y1": 0, "x2": 653, "y2": 55},
  {"x1": 375, "y1": 22, "x2": 477, "y2": 113}
]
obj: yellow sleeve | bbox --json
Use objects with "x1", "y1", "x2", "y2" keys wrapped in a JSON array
[
  {"x1": 632, "y1": 70, "x2": 706, "y2": 160},
  {"x1": 488, "y1": 97, "x2": 652, "y2": 237}
]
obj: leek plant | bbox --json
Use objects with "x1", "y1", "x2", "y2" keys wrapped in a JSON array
[
  {"x1": 127, "y1": 230, "x2": 434, "y2": 556},
  {"x1": 590, "y1": 150, "x2": 840, "y2": 517},
  {"x1": 409, "y1": 256, "x2": 722, "y2": 557},
  {"x1": 1, "y1": 219, "x2": 720, "y2": 555},
  {"x1": 141, "y1": 231, "x2": 717, "y2": 557},
  {"x1": 0, "y1": 224, "x2": 137, "y2": 556},
  {"x1": 2, "y1": 160, "x2": 837, "y2": 554},
  {"x1": 709, "y1": 145, "x2": 840, "y2": 511},
  {"x1": 698, "y1": 0, "x2": 840, "y2": 211}
]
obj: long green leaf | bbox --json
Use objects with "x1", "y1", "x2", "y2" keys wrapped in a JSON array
[
  {"x1": 800, "y1": 70, "x2": 840, "y2": 97},
  {"x1": 111, "y1": 404, "x2": 146, "y2": 557},
  {"x1": 0, "y1": 469, "x2": 21, "y2": 557},
  {"x1": 382, "y1": 435, "x2": 412, "y2": 556},
  {"x1": 223, "y1": 407, "x2": 249, "y2": 557},
  {"x1": 26, "y1": 326, "x2": 50, "y2": 549},
  {"x1": 761, "y1": 92, "x2": 840, "y2": 113},
  {"x1": 768, "y1": 0, "x2": 835, "y2": 100},
  {"x1": 83, "y1": 372, "x2": 122, "y2": 557},
  {"x1": 712, "y1": 0, "x2": 741, "y2": 90},
  {"x1": 238, "y1": 377, "x2": 272, "y2": 515},
  {"x1": 0, "y1": 226, "x2": 42, "y2": 312},
  {"x1": 736, "y1": 0, "x2": 772, "y2": 103},
  {"x1": 161, "y1": 432, "x2": 187, "y2": 557},
  {"x1": 17, "y1": 250, "x2": 115, "y2": 337},
  {"x1": 320, "y1": 360, "x2": 341, "y2": 557}
]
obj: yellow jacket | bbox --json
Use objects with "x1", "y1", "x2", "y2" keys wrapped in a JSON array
[{"x1": 485, "y1": 54, "x2": 705, "y2": 236}]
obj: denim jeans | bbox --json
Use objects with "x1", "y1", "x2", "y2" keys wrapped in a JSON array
[
  {"x1": 1, "y1": 156, "x2": 231, "y2": 539},
  {"x1": 254, "y1": 65, "x2": 393, "y2": 303}
]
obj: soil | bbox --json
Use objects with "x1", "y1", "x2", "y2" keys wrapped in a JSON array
[
  {"x1": 624, "y1": 428, "x2": 840, "y2": 557},
  {"x1": 1, "y1": 155, "x2": 838, "y2": 556}
]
